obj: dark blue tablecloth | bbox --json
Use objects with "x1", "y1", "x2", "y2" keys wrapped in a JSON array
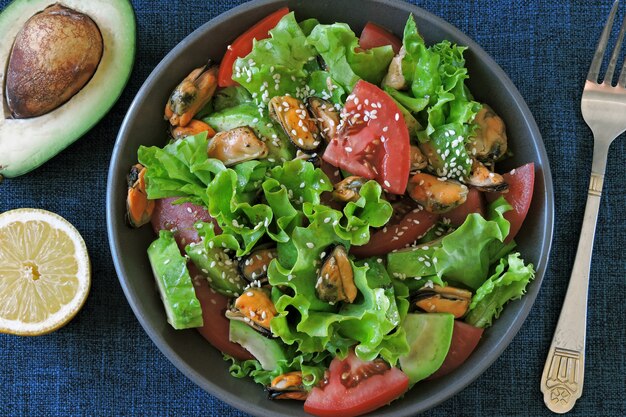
[{"x1": 1, "y1": 0, "x2": 625, "y2": 416}]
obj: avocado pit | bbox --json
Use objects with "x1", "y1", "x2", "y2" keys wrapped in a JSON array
[{"x1": 5, "y1": 3, "x2": 103, "y2": 119}]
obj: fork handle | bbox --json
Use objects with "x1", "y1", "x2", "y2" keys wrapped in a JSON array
[{"x1": 540, "y1": 171, "x2": 604, "y2": 413}]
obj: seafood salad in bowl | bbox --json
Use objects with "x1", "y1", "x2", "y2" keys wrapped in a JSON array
[{"x1": 108, "y1": 2, "x2": 552, "y2": 416}]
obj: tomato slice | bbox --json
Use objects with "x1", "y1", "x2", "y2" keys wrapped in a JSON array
[
  {"x1": 322, "y1": 80, "x2": 411, "y2": 195},
  {"x1": 217, "y1": 7, "x2": 289, "y2": 87},
  {"x1": 441, "y1": 187, "x2": 486, "y2": 227},
  {"x1": 304, "y1": 351, "x2": 409, "y2": 417},
  {"x1": 485, "y1": 163, "x2": 535, "y2": 243},
  {"x1": 191, "y1": 266, "x2": 254, "y2": 361},
  {"x1": 428, "y1": 321, "x2": 484, "y2": 380},
  {"x1": 351, "y1": 200, "x2": 438, "y2": 257},
  {"x1": 359, "y1": 22, "x2": 402, "y2": 54}
]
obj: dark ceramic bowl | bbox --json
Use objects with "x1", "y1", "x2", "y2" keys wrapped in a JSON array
[{"x1": 106, "y1": 0, "x2": 554, "y2": 415}]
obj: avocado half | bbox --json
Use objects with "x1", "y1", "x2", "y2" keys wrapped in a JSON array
[{"x1": 0, "y1": 0, "x2": 135, "y2": 178}]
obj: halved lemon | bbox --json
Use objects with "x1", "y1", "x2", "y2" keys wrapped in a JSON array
[{"x1": 0, "y1": 208, "x2": 90, "y2": 335}]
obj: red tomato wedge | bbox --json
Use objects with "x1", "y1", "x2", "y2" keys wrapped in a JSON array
[
  {"x1": 359, "y1": 22, "x2": 402, "y2": 54},
  {"x1": 485, "y1": 163, "x2": 535, "y2": 243},
  {"x1": 322, "y1": 80, "x2": 411, "y2": 195},
  {"x1": 351, "y1": 201, "x2": 438, "y2": 257},
  {"x1": 428, "y1": 321, "x2": 484, "y2": 380},
  {"x1": 191, "y1": 267, "x2": 254, "y2": 361},
  {"x1": 218, "y1": 7, "x2": 289, "y2": 87},
  {"x1": 441, "y1": 187, "x2": 486, "y2": 227},
  {"x1": 304, "y1": 351, "x2": 409, "y2": 417}
]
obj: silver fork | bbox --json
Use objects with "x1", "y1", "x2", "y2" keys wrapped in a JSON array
[{"x1": 540, "y1": 0, "x2": 626, "y2": 413}]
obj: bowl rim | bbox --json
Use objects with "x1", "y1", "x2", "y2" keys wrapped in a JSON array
[{"x1": 106, "y1": 0, "x2": 554, "y2": 415}]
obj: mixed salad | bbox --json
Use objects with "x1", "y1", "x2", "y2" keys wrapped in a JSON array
[{"x1": 126, "y1": 8, "x2": 536, "y2": 416}]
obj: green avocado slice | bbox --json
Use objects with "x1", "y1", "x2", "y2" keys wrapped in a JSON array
[
  {"x1": 0, "y1": 0, "x2": 135, "y2": 178},
  {"x1": 148, "y1": 230, "x2": 203, "y2": 330},
  {"x1": 399, "y1": 313, "x2": 455, "y2": 384},
  {"x1": 229, "y1": 320, "x2": 287, "y2": 371}
]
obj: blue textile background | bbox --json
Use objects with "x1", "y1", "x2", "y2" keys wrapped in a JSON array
[{"x1": 0, "y1": 0, "x2": 624, "y2": 416}]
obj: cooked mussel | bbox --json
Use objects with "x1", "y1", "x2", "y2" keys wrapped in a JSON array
[
  {"x1": 165, "y1": 65, "x2": 218, "y2": 127},
  {"x1": 126, "y1": 163, "x2": 154, "y2": 228},
  {"x1": 332, "y1": 176, "x2": 367, "y2": 203},
  {"x1": 207, "y1": 126, "x2": 268, "y2": 166},
  {"x1": 240, "y1": 247, "x2": 278, "y2": 284},
  {"x1": 170, "y1": 119, "x2": 216, "y2": 140},
  {"x1": 410, "y1": 145, "x2": 428, "y2": 171},
  {"x1": 468, "y1": 104, "x2": 508, "y2": 162},
  {"x1": 464, "y1": 159, "x2": 509, "y2": 192},
  {"x1": 267, "y1": 371, "x2": 309, "y2": 401},
  {"x1": 407, "y1": 172, "x2": 468, "y2": 213},
  {"x1": 225, "y1": 287, "x2": 277, "y2": 337},
  {"x1": 306, "y1": 97, "x2": 340, "y2": 143},
  {"x1": 410, "y1": 284, "x2": 472, "y2": 318},
  {"x1": 382, "y1": 46, "x2": 408, "y2": 90},
  {"x1": 268, "y1": 95, "x2": 321, "y2": 151},
  {"x1": 294, "y1": 150, "x2": 321, "y2": 167},
  {"x1": 315, "y1": 245, "x2": 357, "y2": 304}
]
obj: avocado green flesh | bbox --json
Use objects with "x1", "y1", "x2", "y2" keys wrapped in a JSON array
[
  {"x1": 399, "y1": 313, "x2": 454, "y2": 384},
  {"x1": 0, "y1": 0, "x2": 135, "y2": 178},
  {"x1": 229, "y1": 320, "x2": 286, "y2": 371},
  {"x1": 185, "y1": 244, "x2": 247, "y2": 297},
  {"x1": 148, "y1": 230, "x2": 204, "y2": 330}
]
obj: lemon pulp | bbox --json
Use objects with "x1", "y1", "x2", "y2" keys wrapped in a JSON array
[{"x1": 0, "y1": 208, "x2": 90, "y2": 335}]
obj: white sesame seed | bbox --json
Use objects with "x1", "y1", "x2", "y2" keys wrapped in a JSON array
[
  {"x1": 306, "y1": 242, "x2": 315, "y2": 249},
  {"x1": 394, "y1": 113, "x2": 400, "y2": 121},
  {"x1": 384, "y1": 180, "x2": 391, "y2": 187}
]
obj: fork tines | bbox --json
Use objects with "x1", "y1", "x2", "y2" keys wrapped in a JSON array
[{"x1": 588, "y1": 0, "x2": 626, "y2": 86}]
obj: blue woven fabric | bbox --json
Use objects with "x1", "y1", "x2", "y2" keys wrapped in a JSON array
[{"x1": 0, "y1": 0, "x2": 624, "y2": 416}]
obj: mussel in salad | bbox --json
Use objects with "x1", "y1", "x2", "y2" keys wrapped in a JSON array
[{"x1": 131, "y1": 9, "x2": 537, "y2": 417}]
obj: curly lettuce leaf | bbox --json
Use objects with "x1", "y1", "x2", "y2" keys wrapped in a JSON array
[
  {"x1": 267, "y1": 197, "x2": 405, "y2": 365},
  {"x1": 262, "y1": 159, "x2": 333, "y2": 243},
  {"x1": 226, "y1": 349, "x2": 329, "y2": 388},
  {"x1": 307, "y1": 23, "x2": 394, "y2": 91},
  {"x1": 232, "y1": 12, "x2": 317, "y2": 105},
  {"x1": 137, "y1": 132, "x2": 226, "y2": 207},
  {"x1": 398, "y1": 15, "x2": 481, "y2": 179},
  {"x1": 386, "y1": 197, "x2": 512, "y2": 290},
  {"x1": 205, "y1": 166, "x2": 272, "y2": 256},
  {"x1": 308, "y1": 70, "x2": 346, "y2": 105},
  {"x1": 465, "y1": 253, "x2": 535, "y2": 328}
]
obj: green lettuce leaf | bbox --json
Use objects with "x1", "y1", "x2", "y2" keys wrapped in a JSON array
[
  {"x1": 205, "y1": 166, "x2": 272, "y2": 256},
  {"x1": 399, "y1": 15, "x2": 481, "y2": 179},
  {"x1": 267, "y1": 194, "x2": 405, "y2": 365},
  {"x1": 137, "y1": 132, "x2": 226, "y2": 207},
  {"x1": 232, "y1": 12, "x2": 317, "y2": 106},
  {"x1": 307, "y1": 23, "x2": 394, "y2": 91},
  {"x1": 307, "y1": 70, "x2": 346, "y2": 105},
  {"x1": 226, "y1": 349, "x2": 329, "y2": 387},
  {"x1": 386, "y1": 197, "x2": 512, "y2": 290},
  {"x1": 465, "y1": 252, "x2": 535, "y2": 328},
  {"x1": 262, "y1": 159, "x2": 333, "y2": 243}
]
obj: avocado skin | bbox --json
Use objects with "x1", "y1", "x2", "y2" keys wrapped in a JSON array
[{"x1": 0, "y1": 0, "x2": 136, "y2": 178}]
